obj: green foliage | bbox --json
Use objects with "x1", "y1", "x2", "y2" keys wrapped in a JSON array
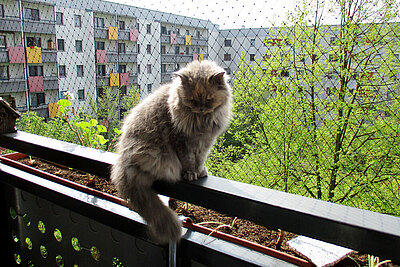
[
  {"x1": 17, "y1": 95, "x2": 128, "y2": 152},
  {"x1": 209, "y1": 0, "x2": 400, "y2": 215}
]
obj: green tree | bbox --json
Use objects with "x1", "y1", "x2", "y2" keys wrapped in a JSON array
[{"x1": 209, "y1": 0, "x2": 400, "y2": 215}]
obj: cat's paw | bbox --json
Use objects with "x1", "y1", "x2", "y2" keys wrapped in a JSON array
[
  {"x1": 198, "y1": 166, "x2": 208, "y2": 178},
  {"x1": 183, "y1": 170, "x2": 198, "y2": 181}
]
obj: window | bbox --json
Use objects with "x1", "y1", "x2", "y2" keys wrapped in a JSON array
[
  {"x1": 186, "y1": 29, "x2": 190, "y2": 35},
  {"x1": 28, "y1": 66, "x2": 43, "y2": 76},
  {"x1": 118, "y1": 20, "x2": 125, "y2": 30},
  {"x1": 147, "y1": 84, "x2": 152, "y2": 93},
  {"x1": 224, "y1": 39, "x2": 232, "y2": 47},
  {"x1": 74, "y1": 15, "x2": 81, "y2": 27},
  {"x1": 161, "y1": 45, "x2": 166, "y2": 54},
  {"x1": 281, "y1": 69, "x2": 289, "y2": 77},
  {"x1": 59, "y1": 65, "x2": 66, "y2": 77},
  {"x1": 94, "y1": 17, "x2": 104, "y2": 28},
  {"x1": 146, "y1": 44, "x2": 151, "y2": 54},
  {"x1": 77, "y1": 65, "x2": 84, "y2": 77},
  {"x1": 0, "y1": 36, "x2": 6, "y2": 49},
  {"x1": 95, "y1": 41, "x2": 105, "y2": 50},
  {"x1": 146, "y1": 24, "x2": 151, "y2": 34},
  {"x1": 185, "y1": 47, "x2": 189, "y2": 55},
  {"x1": 250, "y1": 54, "x2": 255, "y2": 61},
  {"x1": 56, "y1": 12, "x2": 63, "y2": 25},
  {"x1": 75, "y1": 40, "x2": 82, "y2": 52},
  {"x1": 250, "y1": 39, "x2": 255, "y2": 47},
  {"x1": 137, "y1": 44, "x2": 140, "y2": 53},
  {"x1": 161, "y1": 26, "x2": 167, "y2": 35},
  {"x1": 24, "y1": 8, "x2": 40, "y2": 21},
  {"x1": 27, "y1": 37, "x2": 41, "y2": 47},
  {"x1": 31, "y1": 93, "x2": 45, "y2": 107},
  {"x1": 196, "y1": 30, "x2": 201, "y2": 38},
  {"x1": 78, "y1": 89, "x2": 85, "y2": 100},
  {"x1": 120, "y1": 85, "x2": 127, "y2": 96},
  {"x1": 137, "y1": 64, "x2": 140, "y2": 74},
  {"x1": 118, "y1": 43, "x2": 126, "y2": 53},
  {"x1": 57, "y1": 39, "x2": 65, "y2": 51},
  {"x1": 0, "y1": 66, "x2": 9, "y2": 80},
  {"x1": 0, "y1": 5, "x2": 4, "y2": 18},
  {"x1": 96, "y1": 65, "x2": 106, "y2": 76},
  {"x1": 147, "y1": 64, "x2": 152, "y2": 74},
  {"x1": 224, "y1": 53, "x2": 231, "y2": 61},
  {"x1": 118, "y1": 64, "x2": 126, "y2": 73},
  {"x1": 175, "y1": 46, "x2": 180, "y2": 55},
  {"x1": 161, "y1": 64, "x2": 166, "y2": 73}
]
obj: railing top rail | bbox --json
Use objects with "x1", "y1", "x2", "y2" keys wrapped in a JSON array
[{"x1": 1, "y1": 131, "x2": 399, "y2": 262}]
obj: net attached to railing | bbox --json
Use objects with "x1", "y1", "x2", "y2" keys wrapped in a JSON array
[{"x1": 1, "y1": 0, "x2": 399, "y2": 215}]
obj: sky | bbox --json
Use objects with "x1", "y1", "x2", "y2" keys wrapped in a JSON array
[
  {"x1": 110, "y1": 0, "x2": 298, "y2": 29},
  {"x1": 110, "y1": 0, "x2": 399, "y2": 29}
]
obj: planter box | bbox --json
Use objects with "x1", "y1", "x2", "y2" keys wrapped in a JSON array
[{"x1": 0, "y1": 152, "x2": 305, "y2": 266}]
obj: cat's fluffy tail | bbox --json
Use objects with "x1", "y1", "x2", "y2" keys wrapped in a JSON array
[{"x1": 111, "y1": 163, "x2": 182, "y2": 244}]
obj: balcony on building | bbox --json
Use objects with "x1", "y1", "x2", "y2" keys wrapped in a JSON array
[
  {"x1": 161, "y1": 54, "x2": 193, "y2": 63},
  {"x1": 0, "y1": 78, "x2": 26, "y2": 93},
  {"x1": 23, "y1": 19, "x2": 56, "y2": 35},
  {"x1": 160, "y1": 33, "x2": 208, "y2": 46},
  {"x1": 42, "y1": 49, "x2": 57, "y2": 63},
  {"x1": 0, "y1": 16, "x2": 22, "y2": 32}
]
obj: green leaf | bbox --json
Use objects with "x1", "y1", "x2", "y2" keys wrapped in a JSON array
[
  {"x1": 97, "y1": 125, "x2": 107, "y2": 133},
  {"x1": 113, "y1": 128, "x2": 122, "y2": 135},
  {"x1": 57, "y1": 99, "x2": 71, "y2": 108},
  {"x1": 76, "y1": 121, "x2": 90, "y2": 129},
  {"x1": 96, "y1": 134, "x2": 108, "y2": 145},
  {"x1": 89, "y1": 119, "x2": 98, "y2": 127}
]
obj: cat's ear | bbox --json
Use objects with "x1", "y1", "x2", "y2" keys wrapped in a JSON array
[
  {"x1": 173, "y1": 72, "x2": 190, "y2": 83},
  {"x1": 209, "y1": 71, "x2": 225, "y2": 84}
]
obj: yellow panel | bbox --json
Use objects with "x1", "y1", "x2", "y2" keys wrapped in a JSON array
[
  {"x1": 108, "y1": 26, "x2": 119, "y2": 40},
  {"x1": 26, "y1": 47, "x2": 42, "y2": 64},
  {"x1": 110, "y1": 73, "x2": 120, "y2": 86},
  {"x1": 198, "y1": 53, "x2": 204, "y2": 62},
  {"x1": 48, "y1": 103, "x2": 59, "y2": 118},
  {"x1": 185, "y1": 35, "x2": 191, "y2": 45}
]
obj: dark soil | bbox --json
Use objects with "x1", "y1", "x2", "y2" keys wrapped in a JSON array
[{"x1": 17, "y1": 156, "x2": 398, "y2": 266}]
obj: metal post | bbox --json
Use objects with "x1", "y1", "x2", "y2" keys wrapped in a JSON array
[
  {"x1": 168, "y1": 241, "x2": 177, "y2": 267},
  {"x1": 18, "y1": 0, "x2": 30, "y2": 111}
]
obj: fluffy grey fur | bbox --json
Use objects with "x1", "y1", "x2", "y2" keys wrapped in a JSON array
[{"x1": 111, "y1": 60, "x2": 232, "y2": 244}]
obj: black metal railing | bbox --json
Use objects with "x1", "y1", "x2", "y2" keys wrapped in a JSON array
[{"x1": 1, "y1": 131, "x2": 400, "y2": 266}]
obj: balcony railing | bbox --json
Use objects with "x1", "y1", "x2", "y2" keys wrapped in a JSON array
[{"x1": 0, "y1": 131, "x2": 399, "y2": 266}]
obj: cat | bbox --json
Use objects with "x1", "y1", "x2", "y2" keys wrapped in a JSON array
[{"x1": 111, "y1": 60, "x2": 232, "y2": 244}]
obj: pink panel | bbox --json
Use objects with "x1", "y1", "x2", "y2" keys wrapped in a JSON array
[
  {"x1": 8, "y1": 47, "x2": 25, "y2": 63},
  {"x1": 170, "y1": 33, "x2": 177, "y2": 44},
  {"x1": 28, "y1": 76, "x2": 44, "y2": 92},
  {"x1": 96, "y1": 50, "x2": 107, "y2": 63},
  {"x1": 130, "y1": 28, "x2": 139, "y2": 41},
  {"x1": 193, "y1": 53, "x2": 198, "y2": 61},
  {"x1": 120, "y1": 72, "x2": 129, "y2": 86}
]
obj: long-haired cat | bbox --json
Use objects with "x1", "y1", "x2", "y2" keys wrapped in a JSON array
[{"x1": 111, "y1": 60, "x2": 232, "y2": 244}]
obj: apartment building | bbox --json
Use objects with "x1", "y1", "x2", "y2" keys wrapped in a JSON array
[
  {"x1": 219, "y1": 25, "x2": 400, "y2": 100},
  {"x1": 1, "y1": 0, "x2": 398, "y2": 119},
  {"x1": 0, "y1": 0, "x2": 217, "y2": 118}
]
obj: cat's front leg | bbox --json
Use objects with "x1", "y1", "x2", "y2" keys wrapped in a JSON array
[
  {"x1": 183, "y1": 170, "x2": 198, "y2": 181},
  {"x1": 180, "y1": 152, "x2": 198, "y2": 181},
  {"x1": 197, "y1": 166, "x2": 208, "y2": 178}
]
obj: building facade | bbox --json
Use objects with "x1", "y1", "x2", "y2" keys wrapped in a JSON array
[
  {"x1": 0, "y1": 0, "x2": 217, "y2": 117},
  {"x1": 1, "y1": 0, "x2": 398, "y2": 118}
]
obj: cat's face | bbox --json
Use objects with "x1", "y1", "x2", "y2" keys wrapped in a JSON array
[{"x1": 177, "y1": 72, "x2": 228, "y2": 114}]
